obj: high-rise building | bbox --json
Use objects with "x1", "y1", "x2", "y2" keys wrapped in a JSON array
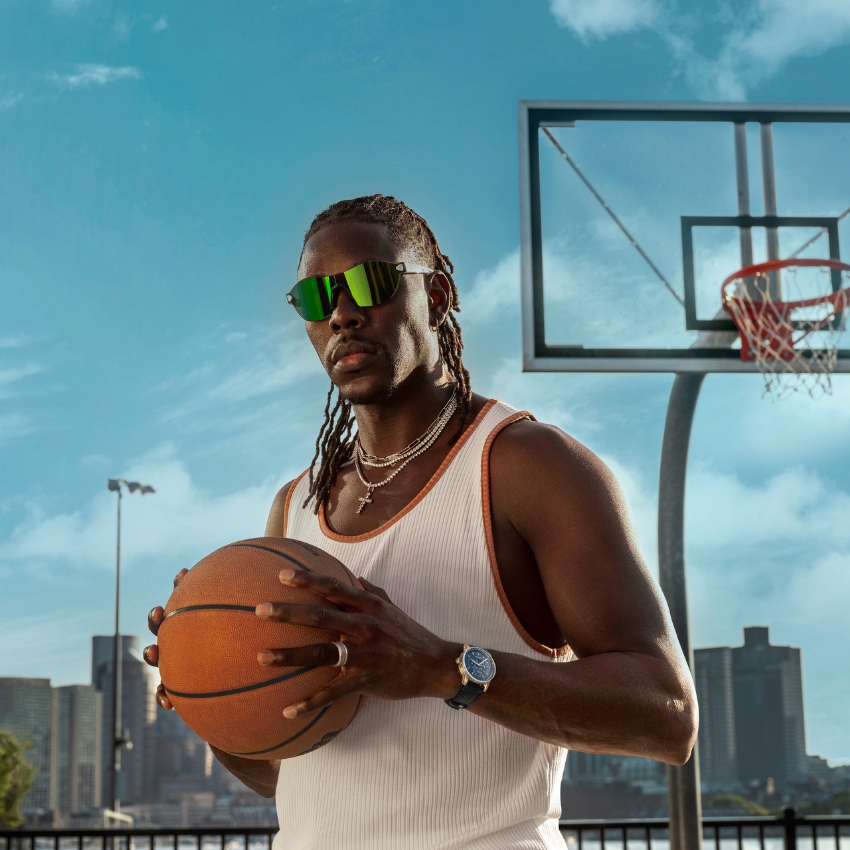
[
  {"x1": 91, "y1": 635, "x2": 157, "y2": 807},
  {"x1": 694, "y1": 646, "x2": 737, "y2": 788},
  {"x1": 732, "y1": 626, "x2": 806, "y2": 789},
  {"x1": 0, "y1": 678, "x2": 56, "y2": 811},
  {"x1": 54, "y1": 685, "x2": 102, "y2": 813}
]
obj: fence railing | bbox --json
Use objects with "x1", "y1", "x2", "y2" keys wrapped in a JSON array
[
  {"x1": 1, "y1": 808, "x2": 848, "y2": 850},
  {"x1": 557, "y1": 809, "x2": 850, "y2": 850}
]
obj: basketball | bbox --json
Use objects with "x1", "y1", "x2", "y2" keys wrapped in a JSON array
[{"x1": 156, "y1": 536, "x2": 364, "y2": 760}]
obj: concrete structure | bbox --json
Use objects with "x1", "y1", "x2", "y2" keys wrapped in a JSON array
[
  {"x1": 54, "y1": 685, "x2": 102, "y2": 812},
  {"x1": 0, "y1": 677, "x2": 56, "y2": 811},
  {"x1": 694, "y1": 647, "x2": 737, "y2": 789}
]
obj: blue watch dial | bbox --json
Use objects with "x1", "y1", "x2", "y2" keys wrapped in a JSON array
[{"x1": 463, "y1": 647, "x2": 496, "y2": 684}]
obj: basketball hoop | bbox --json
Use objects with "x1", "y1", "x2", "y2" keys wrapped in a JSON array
[{"x1": 721, "y1": 257, "x2": 850, "y2": 398}]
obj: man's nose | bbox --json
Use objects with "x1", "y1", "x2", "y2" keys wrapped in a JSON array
[{"x1": 329, "y1": 287, "x2": 365, "y2": 331}]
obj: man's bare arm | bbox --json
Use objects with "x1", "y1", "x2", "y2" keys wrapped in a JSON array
[{"x1": 469, "y1": 420, "x2": 697, "y2": 763}]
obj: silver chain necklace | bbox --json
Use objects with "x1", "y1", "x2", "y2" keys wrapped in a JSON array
[{"x1": 353, "y1": 390, "x2": 458, "y2": 514}]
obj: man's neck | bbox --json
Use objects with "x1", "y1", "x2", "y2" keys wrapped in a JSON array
[{"x1": 351, "y1": 378, "x2": 456, "y2": 459}]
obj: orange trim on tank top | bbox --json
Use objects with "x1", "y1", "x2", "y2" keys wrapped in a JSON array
[
  {"x1": 317, "y1": 399, "x2": 497, "y2": 543},
  {"x1": 282, "y1": 469, "x2": 309, "y2": 538},
  {"x1": 481, "y1": 411, "x2": 573, "y2": 660}
]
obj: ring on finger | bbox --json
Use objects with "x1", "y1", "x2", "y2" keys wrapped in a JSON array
[{"x1": 331, "y1": 641, "x2": 348, "y2": 668}]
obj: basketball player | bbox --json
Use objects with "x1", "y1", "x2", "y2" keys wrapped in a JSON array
[{"x1": 145, "y1": 195, "x2": 697, "y2": 849}]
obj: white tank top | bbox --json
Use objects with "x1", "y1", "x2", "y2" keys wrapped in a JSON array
[{"x1": 274, "y1": 399, "x2": 571, "y2": 850}]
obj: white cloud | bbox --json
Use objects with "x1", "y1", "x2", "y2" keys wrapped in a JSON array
[
  {"x1": 549, "y1": 0, "x2": 661, "y2": 40},
  {"x1": 0, "y1": 363, "x2": 44, "y2": 399},
  {"x1": 0, "y1": 445, "x2": 290, "y2": 572},
  {"x1": 152, "y1": 15, "x2": 168, "y2": 33},
  {"x1": 548, "y1": 0, "x2": 850, "y2": 98},
  {"x1": 48, "y1": 64, "x2": 141, "y2": 90},
  {"x1": 0, "y1": 412, "x2": 34, "y2": 443},
  {"x1": 0, "y1": 93, "x2": 23, "y2": 112}
]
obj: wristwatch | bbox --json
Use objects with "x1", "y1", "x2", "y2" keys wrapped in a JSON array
[{"x1": 445, "y1": 645, "x2": 497, "y2": 710}]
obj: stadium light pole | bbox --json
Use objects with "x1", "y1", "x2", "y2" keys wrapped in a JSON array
[{"x1": 106, "y1": 477, "x2": 155, "y2": 814}]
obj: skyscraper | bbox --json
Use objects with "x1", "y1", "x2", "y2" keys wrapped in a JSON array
[
  {"x1": 91, "y1": 635, "x2": 157, "y2": 807},
  {"x1": 0, "y1": 678, "x2": 56, "y2": 811},
  {"x1": 694, "y1": 647, "x2": 737, "y2": 788},
  {"x1": 54, "y1": 685, "x2": 102, "y2": 812},
  {"x1": 732, "y1": 626, "x2": 807, "y2": 789}
]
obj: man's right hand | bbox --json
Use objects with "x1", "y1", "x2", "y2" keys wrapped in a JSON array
[{"x1": 142, "y1": 567, "x2": 189, "y2": 711}]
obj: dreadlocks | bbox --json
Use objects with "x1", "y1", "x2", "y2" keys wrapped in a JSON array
[{"x1": 301, "y1": 193, "x2": 472, "y2": 513}]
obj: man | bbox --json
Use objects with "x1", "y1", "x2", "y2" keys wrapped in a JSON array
[{"x1": 145, "y1": 194, "x2": 697, "y2": 849}]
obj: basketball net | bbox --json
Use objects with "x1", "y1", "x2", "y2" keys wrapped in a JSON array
[{"x1": 721, "y1": 258, "x2": 850, "y2": 399}]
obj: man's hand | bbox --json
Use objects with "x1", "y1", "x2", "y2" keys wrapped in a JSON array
[
  {"x1": 255, "y1": 573, "x2": 460, "y2": 718},
  {"x1": 143, "y1": 568, "x2": 189, "y2": 710}
]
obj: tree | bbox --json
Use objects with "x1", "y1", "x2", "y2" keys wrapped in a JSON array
[{"x1": 0, "y1": 732, "x2": 36, "y2": 828}]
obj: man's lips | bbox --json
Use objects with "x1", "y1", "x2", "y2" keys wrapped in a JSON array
[{"x1": 330, "y1": 341, "x2": 380, "y2": 371}]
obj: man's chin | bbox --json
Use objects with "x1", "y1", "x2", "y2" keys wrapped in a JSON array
[{"x1": 336, "y1": 377, "x2": 395, "y2": 406}]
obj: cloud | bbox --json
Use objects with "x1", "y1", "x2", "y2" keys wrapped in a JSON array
[
  {"x1": 52, "y1": 0, "x2": 88, "y2": 10},
  {"x1": 48, "y1": 64, "x2": 141, "y2": 90},
  {"x1": 0, "y1": 445, "x2": 290, "y2": 572},
  {"x1": 0, "y1": 363, "x2": 44, "y2": 399},
  {"x1": 548, "y1": 0, "x2": 850, "y2": 98},
  {"x1": 0, "y1": 93, "x2": 23, "y2": 112},
  {"x1": 151, "y1": 15, "x2": 168, "y2": 33},
  {"x1": 0, "y1": 413, "x2": 34, "y2": 443},
  {"x1": 549, "y1": 0, "x2": 661, "y2": 41}
]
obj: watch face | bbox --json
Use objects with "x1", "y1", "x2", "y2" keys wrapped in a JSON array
[{"x1": 463, "y1": 647, "x2": 496, "y2": 684}]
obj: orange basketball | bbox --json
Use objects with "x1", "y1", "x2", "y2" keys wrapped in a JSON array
[{"x1": 156, "y1": 537, "x2": 364, "y2": 760}]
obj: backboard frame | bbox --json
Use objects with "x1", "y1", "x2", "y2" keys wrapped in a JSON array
[{"x1": 519, "y1": 101, "x2": 850, "y2": 373}]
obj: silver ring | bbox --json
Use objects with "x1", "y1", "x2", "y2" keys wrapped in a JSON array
[{"x1": 332, "y1": 641, "x2": 348, "y2": 668}]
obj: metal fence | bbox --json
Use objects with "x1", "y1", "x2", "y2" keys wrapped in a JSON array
[
  {"x1": 557, "y1": 810, "x2": 850, "y2": 850},
  {"x1": 1, "y1": 809, "x2": 848, "y2": 850}
]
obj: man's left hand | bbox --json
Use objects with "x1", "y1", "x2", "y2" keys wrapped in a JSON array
[{"x1": 255, "y1": 569, "x2": 459, "y2": 718}]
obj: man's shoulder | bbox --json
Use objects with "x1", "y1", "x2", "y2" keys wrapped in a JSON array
[{"x1": 488, "y1": 414, "x2": 618, "y2": 502}]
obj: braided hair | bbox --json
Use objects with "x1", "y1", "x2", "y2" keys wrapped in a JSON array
[{"x1": 301, "y1": 194, "x2": 472, "y2": 512}]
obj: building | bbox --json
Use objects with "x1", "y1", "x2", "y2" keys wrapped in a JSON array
[
  {"x1": 54, "y1": 685, "x2": 102, "y2": 812},
  {"x1": 695, "y1": 626, "x2": 807, "y2": 792},
  {"x1": 732, "y1": 626, "x2": 807, "y2": 789},
  {"x1": 694, "y1": 646, "x2": 737, "y2": 789},
  {"x1": 0, "y1": 678, "x2": 56, "y2": 811},
  {"x1": 92, "y1": 635, "x2": 157, "y2": 807}
]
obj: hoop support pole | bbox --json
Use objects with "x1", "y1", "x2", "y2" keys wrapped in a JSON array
[{"x1": 658, "y1": 372, "x2": 705, "y2": 850}]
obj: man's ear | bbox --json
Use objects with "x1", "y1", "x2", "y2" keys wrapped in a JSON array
[{"x1": 426, "y1": 271, "x2": 452, "y2": 328}]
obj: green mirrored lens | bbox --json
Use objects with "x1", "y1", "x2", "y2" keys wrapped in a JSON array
[{"x1": 288, "y1": 261, "x2": 401, "y2": 320}]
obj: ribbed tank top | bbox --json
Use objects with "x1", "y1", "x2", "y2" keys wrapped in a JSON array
[{"x1": 274, "y1": 399, "x2": 571, "y2": 850}]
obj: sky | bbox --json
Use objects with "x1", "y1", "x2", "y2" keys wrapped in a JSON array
[{"x1": 2, "y1": 0, "x2": 850, "y2": 764}]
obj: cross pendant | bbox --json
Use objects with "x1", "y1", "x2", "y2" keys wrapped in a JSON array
[{"x1": 356, "y1": 489, "x2": 374, "y2": 514}]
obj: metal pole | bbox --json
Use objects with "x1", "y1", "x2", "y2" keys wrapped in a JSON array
[
  {"x1": 111, "y1": 487, "x2": 122, "y2": 813},
  {"x1": 658, "y1": 372, "x2": 705, "y2": 850},
  {"x1": 760, "y1": 123, "x2": 781, "y2": 297}
]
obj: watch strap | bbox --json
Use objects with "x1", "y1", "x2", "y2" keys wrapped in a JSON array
[{"x1": 445, "y1": 681, "x2": 485, "y2": 710}]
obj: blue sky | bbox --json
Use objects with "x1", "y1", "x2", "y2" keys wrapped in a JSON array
[{"x1": 3, "y1": 0, "x2": 850, "y2": 763}]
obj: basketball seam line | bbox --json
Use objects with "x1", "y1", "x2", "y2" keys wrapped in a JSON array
[
  {"x1": 220, "y1": 541, "x2": 357, "y2": 587},
  {"x1": 228, "y1": 704, "x2": 332, "y2": 756},
  {"x1": 163, "y1": 604, "x2": 256, "y2": 620},
  {"x1": 221, "y1": 543, "x2": 314, "y2": 573},
  {"x1": 161, "y1": 665, "x2": 316, "y2": 699}
]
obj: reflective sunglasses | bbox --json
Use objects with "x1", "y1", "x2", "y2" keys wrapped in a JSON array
[{"x1": 286, "y1": 260, "x2": 434, "y2": 321}]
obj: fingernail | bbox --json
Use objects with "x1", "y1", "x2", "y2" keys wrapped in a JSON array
[
  {"x1": 149, "y1": 608, "x2": 158, "y2": 621},
  {"x1": 256, "y1": 603, "x2": 273, "y2": 617},
  {"x1": 257, "y1": 651, "x2": 274, "y2": 665},
  {"x1": 283, "y1": 706, "x2": 298, "y2": 718},
  {"x1": 279, "y1": 569, "x2": 295, "y2": 582}
]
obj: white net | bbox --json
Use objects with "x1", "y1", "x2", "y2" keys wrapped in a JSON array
[{"x1": 721, "y1": 260, "x2": 850, "y2": 399}]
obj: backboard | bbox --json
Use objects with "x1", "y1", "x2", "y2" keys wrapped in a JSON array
[{"x1": 519, "y1": 101, "x2": 850, "y2": 372}]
